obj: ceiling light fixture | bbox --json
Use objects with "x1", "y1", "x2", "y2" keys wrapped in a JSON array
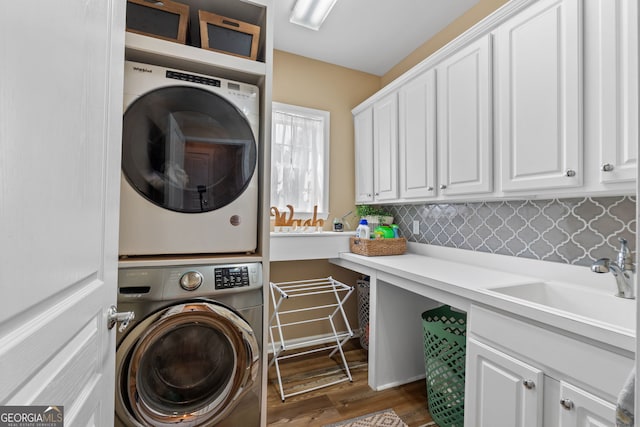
[{"x1": 289, "y1": 0, "x2": 338, "y2": 31}]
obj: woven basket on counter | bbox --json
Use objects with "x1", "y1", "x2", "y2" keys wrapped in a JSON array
[{"x1": 349, "y1": 237, "x2": 407, "y2": 256}]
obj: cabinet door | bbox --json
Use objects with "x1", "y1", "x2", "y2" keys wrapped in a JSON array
[
  {"x1": 557, "y1": 381, "x2": 616, "y2": 427},
  {"x1": 354, "y1": 107, "x2": 374, "y2": 203},
  {"x1": 496, "y1": 0, "x2": 582, "y2": 191},
  {"x1": 465, "y1": 338, "x2": 544, "y2": 427},
  {"x1": 437, "y1": 34, "x2": 493, "y2": 196},
  {"x1": 399, "y1": 69, "x2": 437, "y2": 199},
  {"x1": 373, "y1": 92, "x2": 399, "y2": 201},
  {"x1": 592, "y1": 0, "x2": 638, "y2": 184}
]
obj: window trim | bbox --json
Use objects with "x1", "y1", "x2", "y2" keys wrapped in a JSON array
[{"x1": 271, "y1": 101, "x2": 330, "y2": 217}]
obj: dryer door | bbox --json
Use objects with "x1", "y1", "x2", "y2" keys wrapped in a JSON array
[
  {"x1": 115, "y1": 301, "x2": 259, "y2": 427},
  {"x1": 122, "y1": 86, "x2": 257, "y2": 213}
]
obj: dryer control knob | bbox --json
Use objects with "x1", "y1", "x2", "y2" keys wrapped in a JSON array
[{"x1": 180, "y1": 271, "x2": 203, "y2": 291}]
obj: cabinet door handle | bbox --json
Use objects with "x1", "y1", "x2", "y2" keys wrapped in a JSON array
[
  {"x1": 522, "y1": 379, "x2": 535, "y2": 389},
  {"x1": 439, "y1": 184, "x2": 447, "y2": 190},
  {"x1": 601, "y1": 163, "x2": 614, "y2": 172},
  {"x1": 565, "y1": 169, "x2": 576, "y2": 177},
  {"x1": 426, "y1": 186, "x2": 434, "y2": 191},
  {"x1": 560, "y1": 399, "x2": 574, "y2": 410}
]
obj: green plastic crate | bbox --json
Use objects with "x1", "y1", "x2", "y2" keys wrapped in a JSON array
[{"x1": 422, "y1": 305, "x2": 467, "y2": 427}]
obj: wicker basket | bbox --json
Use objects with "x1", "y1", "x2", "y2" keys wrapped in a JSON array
[{"x1": 349, "y1": 237, "x2": 406, "y2": 256}]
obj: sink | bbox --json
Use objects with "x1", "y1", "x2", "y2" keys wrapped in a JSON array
[{"x1": 485, "y1": 281, "x2": 635, "y2": 331}]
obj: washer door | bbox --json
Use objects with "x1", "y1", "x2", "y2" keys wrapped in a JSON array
[
  {"x1": 122, "y1": 86, "x2": 257, "y2": 213},
  {"x1": 116, "y1": 301, "x2": 259, "y2": 427}
]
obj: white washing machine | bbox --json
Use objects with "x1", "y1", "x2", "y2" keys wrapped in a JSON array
[
  {"x1": 115, "y1": 262, "x2": 263, "y2": 427},
  {"x1": 119, "y1": 61, "x2": 260, "y2": 256}
]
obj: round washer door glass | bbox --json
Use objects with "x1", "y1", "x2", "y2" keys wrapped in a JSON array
[
  {"x1": 122, "y1": 86, "x2": 257, "y2": 213},
  {"x1": 119, "y1": 302, "x2": 259, "y2": 426}
]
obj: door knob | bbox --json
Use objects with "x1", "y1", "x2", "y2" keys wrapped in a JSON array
[
  {"x1": 560, "y1": 398, "x2": 574, "y2": 410},
  {"x1": 565, "y1": 169, "x2": 576, "y2": 177},
  {"x1": 522, "y1": 379, "x2": 535, "y2": 389},
  {"x1": 107, "y1": 305, "x2": 135, "y2": 332},
  {"x1": 601, "y1": 163, "x2": 614, "y2": 172},
  {"x1": 439, "y1": 184, "x2": 447, "y2": 190}
]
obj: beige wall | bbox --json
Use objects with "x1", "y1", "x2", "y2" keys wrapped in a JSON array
[
  {"x1": 269, "y1": 1, "x2": 508, "y2": 342},
  {"x1": 272, "y1": 50, "x2": 381, "y2": 229},
  {"x1": 270, "y1": 51, "x2": 379, "y2": 341},
  {"x1": 381, "y1": 0, "x2": 509, "y2": 86}
]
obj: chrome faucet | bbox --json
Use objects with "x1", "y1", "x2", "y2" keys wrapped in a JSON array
[{"x1": 591, "y1": 238, "x2": 635, "y2": 299}]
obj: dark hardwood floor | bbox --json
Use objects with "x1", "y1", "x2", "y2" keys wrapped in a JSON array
[{"x1": 266, "y1": 340, "x2": 439, "y2": 426}]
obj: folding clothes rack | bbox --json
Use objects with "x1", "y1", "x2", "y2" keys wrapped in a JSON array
[{"x1": 268, "y1": 276, "x2": 355, "y2": 401}]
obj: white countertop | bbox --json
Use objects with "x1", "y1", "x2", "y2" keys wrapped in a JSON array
[{"x1": 331, "y1": 243, "x2": 636, "y2": 354}]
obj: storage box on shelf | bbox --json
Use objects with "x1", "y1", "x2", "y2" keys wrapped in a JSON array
[{"x1": 124, "y1": 0, "x2": 270, "y2": 84}]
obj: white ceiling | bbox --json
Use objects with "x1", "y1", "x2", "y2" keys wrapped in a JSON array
[{"x1": 273, "y1": 0, "x2": 480, "y2": 76}]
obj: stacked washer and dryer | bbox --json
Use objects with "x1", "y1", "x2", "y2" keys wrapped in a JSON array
[{"x1": 115, "y1": 61, "x2": 264, "y2": 427}]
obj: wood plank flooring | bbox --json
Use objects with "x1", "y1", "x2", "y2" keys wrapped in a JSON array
[{"x1": 266, "y1": 341, "x2": 439, "y2": 427}]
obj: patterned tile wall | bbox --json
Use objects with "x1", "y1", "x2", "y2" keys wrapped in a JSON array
[{"x1": 386, "y1": 197, "x2": 636, "y2": 267}]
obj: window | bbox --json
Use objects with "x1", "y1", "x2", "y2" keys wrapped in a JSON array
[{"x1": 271, "y1": 102, "x2": 330, "y2": 216}]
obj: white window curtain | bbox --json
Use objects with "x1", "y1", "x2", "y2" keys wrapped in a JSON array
[{"x1": 271, "y1": 102, "x2": 329, "y2": 215}]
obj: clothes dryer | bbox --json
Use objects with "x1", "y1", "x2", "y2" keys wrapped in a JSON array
[
  {"x1": 115, "y1": 262, "x2": 263, "y2": 427},
  {"x1": 119, "y1": 61, "x2": 260, "y2": 256}
]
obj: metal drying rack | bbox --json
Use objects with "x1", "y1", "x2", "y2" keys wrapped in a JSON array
[{"x1": 268, "y1": 276, "x2": 355, "y2": 401}]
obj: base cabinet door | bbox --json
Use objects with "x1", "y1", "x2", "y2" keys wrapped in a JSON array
[
  {"x1": 557, "y1": 381, "x2": 617, "y2": 427},
  {"x1": 465, "y1": 338, "x2": 544, "y2": 427}
]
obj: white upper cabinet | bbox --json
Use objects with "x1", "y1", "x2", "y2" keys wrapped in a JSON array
[
  {"x1": 372, "y1": 92, "x2": 399, "y2": 201},
  {"x1": 354, "y1": 106, "x2": 375, "y2": 203},
  {"x1": 353, "y1": 92, "x2": 399, "y2": 204},
  {"x1": 437, "y1": 35, "x2": 493, "y2": 196},
  {"x1": 398, "y1": 69, "x2": 437, "y2": 199},
  {"x1": 589, "y1": 0, "x2": 638, "y2": 184},
  {"x1": 495, "y1": 0, "x2": 582, "y2": 192},
  {"x1": 352, "y1": 0, "x2": 637, "y2": 203}
]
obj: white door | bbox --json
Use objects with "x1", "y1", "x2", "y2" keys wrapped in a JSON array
[
  {"x1": 373, "y1": 92, "x2": 399, "y2": 201},
  {"x1": 0, "y1": 1, "x2": 125, "y2": 426},
  {"x1": 557, "y1": 381, "x2": 616, "y2": 427},
  {"x1": 399, "y1": 68, "x2": 437, "y2": 200},
  {"x1": 354, "y1": 107, "x2": 375, "y2": 203},
  {"x1": 464, "y1": 338, "x2": 544, "y2": 427},
  {"x1": 591, "y1": 0, "x2": 638, "y2": 184},
  {"x1": 437, "y1": 34, "x2": 493, "y2": 197},
  {"x1": 496, "y1": 0, "x2": 582, "y2": 192}
]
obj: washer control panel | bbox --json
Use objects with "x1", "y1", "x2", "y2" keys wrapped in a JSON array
[
  {"x1": 214, "y1": 265, "x2": 250, "y2": 289},
  {"x1": 118, "y1": 262, "x2": 262, "y2": 301}
]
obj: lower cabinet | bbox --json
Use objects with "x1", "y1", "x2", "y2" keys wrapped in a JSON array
[
  {"x1": 555, "y1": 380, "x2": 617, "y2": 427},
  {"x1": 466, "y1": 338, "x2": 543, "y2": 427},
  {"x1": 464, "y1": 305, "x2": 631, "y2": 427}
]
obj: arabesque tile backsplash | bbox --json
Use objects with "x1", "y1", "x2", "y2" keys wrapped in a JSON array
[{"x1": 387, "y1": 196, "x2": 636, "y2": 267}]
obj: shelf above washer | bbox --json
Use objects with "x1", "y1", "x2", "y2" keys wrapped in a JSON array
[{"x1": 125, "y1": 32, "x2": 267, "y2": 84}]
